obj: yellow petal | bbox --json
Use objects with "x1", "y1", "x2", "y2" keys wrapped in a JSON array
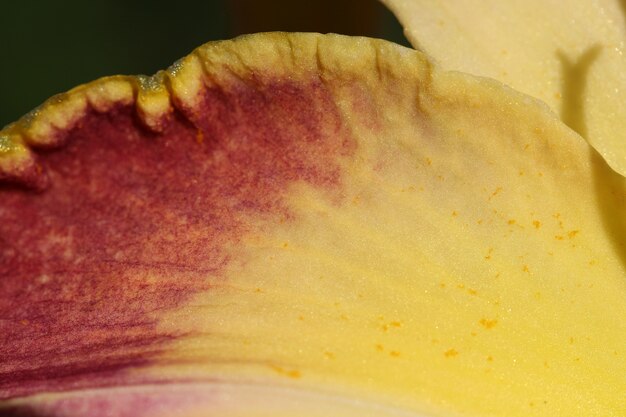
[
  {"x1": 1, "y1": 33, "x2": 625, "y2": 416},
  {"x1": 381, "y1": 0, "x2": 626, "y2": 177}
]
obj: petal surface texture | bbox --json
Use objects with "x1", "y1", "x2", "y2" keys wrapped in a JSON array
[
  {"x1": 381, "y1": 0, "x2": 626, "y2": 177},
  {"x1": 1, "y1": 33, "x2": 625, "y2": 417}
]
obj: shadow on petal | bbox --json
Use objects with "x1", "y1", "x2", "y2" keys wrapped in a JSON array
[
  {"x1": 593, "y1": 152, "x2": 626, "y2": 271},
  {"x1": 557, "y1": 45, "x2": 626, "y2": 271},
  {"x1": 556, "y1": 45, "x2": 601, "y2": 139}
]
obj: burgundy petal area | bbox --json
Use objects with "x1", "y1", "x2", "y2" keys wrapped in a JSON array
[{"x1": 0, "y1": 63, "x2": 354, "y2": 398}]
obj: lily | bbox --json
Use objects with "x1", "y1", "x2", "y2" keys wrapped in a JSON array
[{"x1": 1, "y1": 3, "x2": 625, "y2": 417}]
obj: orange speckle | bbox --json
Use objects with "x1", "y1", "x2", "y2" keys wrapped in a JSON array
[
  {"x1": 567, "y1": 230, "x2": 579, "y2": 239},
  {"x1": 298, "y1": 315, "x2": 305, "y2": 321},
  {"x1": 254, "y1": 288, "x2": 263, "y2": 293},
  {"x1": 271, "y1": 365, "x2": 301, "y2": 379},
  {"x1": 467, "y1": 288, "x2": 478, "y2": 296},
  {"x1": 523, "y1": 144, "x2": 530, "y2": 150},
  {"x1": 19, "y1": 319, "x2": 29, "y2": 326},
  {"x1": 439, "y1": 282, "x2": 446, "y2": 288},
  {"x1": 425, "y1": 157, "x2": 432, "y2": 166},
  {"x1": 477, "y1": 219, "x2": 483, "y2": 225},
  {"x1": 569, "y1": 337, "x2": 575, "y2": 345},
  {"x1": 375, "y1": 344, "x2": 384, "y2": 352},
  {"x1": 489, "y1": 187, "x2": 502, "y2": 201},
  {"x1": 532, "y1": 220, "x2": 541, "y2": 229},
  {"x1": 323, "y1": 351, "x2": 335, "y2": 360},
  {"x1": 390, "y1": 351, "x2": 401, "y2": 358},
  {"x1": 381, "y1": 321, "x2": 401, "y2": 331},
  {"x1": 452, "y1": 210, "x2": 458, "y2": 217},
  {"x1": 507, "y1": 219, "x2": 516, "y2": 225},
  {"x1": 282, "y1": 242, "x2": 289, "y2": 248},
  {"x1": 195, "y1": 129, "x2": 204, "y2": 144},
  {"x1": 479, "y1": 318, "x2": 498, "y2": 329},
  {"x1": 555, "y1": 235, "x2": 564, "y2": 240},
  {"x1": 444, "y1": 349, "x2": 459, "y2": 358},
  {"x1": 487, "y1": 355, "x2": 493, "y2": 362},
  {"x1": 523, "y1": 265, "x2": 530, "y2": 273}
]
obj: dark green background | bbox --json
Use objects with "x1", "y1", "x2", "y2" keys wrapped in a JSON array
[{"x1": 0, "y1": 0, "x2": 409, "y2": 127}]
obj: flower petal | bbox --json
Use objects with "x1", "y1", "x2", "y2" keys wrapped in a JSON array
[
  {"x1": 1, "y1": 382, "x2": 422, "y2": 417},
  {"x1": 381, "y1": 0, "x2": 626, "y2": 177},
  {"x1": 1, "y1": 33, "x2": 625, "y2": 416}
]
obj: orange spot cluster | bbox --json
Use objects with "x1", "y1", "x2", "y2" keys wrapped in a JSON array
[
  {"x1": 375, "y1": 344, "x2": 401, "y2": 358},
  {"x1": 555, "y1": 230, "x2": 580, "y2": 241},
  {"x1": 488, "y1": 186, "x2": 502, "y2": 201},
  {"x1": 444, "y1": 349, "x2": 459, "y2": 358},
  {"x1": 381, "y1": 321, "x2": 403, "y2": 332},
  {"x1": 271, "y1": 365, "x2": 302, "y2": 379},
  {"x1": 479, "y1": 318, "x2": 498, "y2": 329}
]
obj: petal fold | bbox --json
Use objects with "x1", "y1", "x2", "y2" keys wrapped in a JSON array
[{"x1": 382, "y1": 0, "x2": 626, "y2": 177}]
